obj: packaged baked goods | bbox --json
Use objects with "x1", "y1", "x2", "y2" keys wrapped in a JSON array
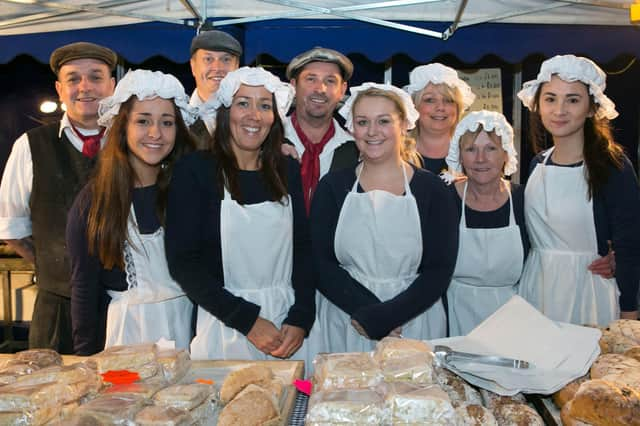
[
  {"x1": 135, "y1": 405, "x2": 193, "y2": 426},
  {"x1": 0, "y1": 362, "x2": 39, "y2": 377},
  {"x1": 455, "y1": 403, "x2": 498, "y2": 426},
  {"x1": 0, "y1": 381, "x2": 67, "y2": 411},
  {"x1": 104, "y1": 376, "x2": 168, "y2": 400},
  {"x1": 14, "y1": 349, "x2": 62, "y2": 369},
  {"x1": 434, "y1": 366, "x2": 482, "y2": 408},
  {"x1": 0, "y1": 405, "x2": 61, "y2": 426},
  {"x1": 374, "y1": 337, "x2": 432, "y2": 362},
  {"x1": 492, "y1": 403, "x2": 544, "y2": 426},
  {"x1": 313, "y1": 352, "x2": 383, "y2": 391},
  {"x1": 14, "y1": 363, "x2": 99, "y2": 387},
  {"x1": 72, "y1": 393, "x2": 147, "y2": 424},
  {"x1": 219, "y1": 364, "x2": 273, "y2": 404},
  {"x1": 156, "y1": 349, "x2": 191, "y2": 384},
  {"x1": 552, "y1": 375, "x2": 589, "y2": 408},
  {"x1": 381, "y1": 352, "x2": 434, "y2": 385},
  {"x1": 305, "y1": 388, "x2": 387, "y2": 425},
  {"x1": 479, "y1": 389, "x2": 526, "y2": 411},
  {"x1": 607, "y1": 319, "x2": 640, "y2": 345},
  {"x1": 153, "y1": 383, "x2": 214, "y2": 410},
  {"x1": 599, "y1": 328, "x2": 638, "y2": 354},
  {"x1": 566, "y1": 379, "x2": 640, "y2": 425},
  {"x1": 384, "y1": 382, "x2": 456, "y2": 425},
  {"x1": 217, "y1": 384, "x2": 280, "y2": 426},
  {"x1": 590, "y1": 353, "x2": 640, "y2": 379},
  {"x1": 87, "y1": 343, "x2": 159, "y2": 379},
  {"x1": 188, "y1": 398, "x2": 217, "y2": 425}
]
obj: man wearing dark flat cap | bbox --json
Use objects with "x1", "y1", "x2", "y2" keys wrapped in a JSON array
[
  {"x1": 285, "y1": 47, "x2": 359, "y2": 214},
  {"x1": 188, "y1": 30, "x2": 242, "y2": 147},
  {"x1": 0, "y1": 41, "x2": 116, "y2": 353}
]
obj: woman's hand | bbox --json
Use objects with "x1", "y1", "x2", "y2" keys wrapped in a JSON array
[
  {"x1": 588, "y1": 240, "x2": 616, "y2": 279},
  {"x1": 281, "y1": 144, "x2": 300, "y2": 162},
  {"x1": 270, "y1": 325, "x2": 305, "y2": 359},
  {"x1": 247, "y1": 317, "x2": 283, "y2": 355},
  {"x1": 350, "y1": 319, "x2": 371, "y2": 339}
]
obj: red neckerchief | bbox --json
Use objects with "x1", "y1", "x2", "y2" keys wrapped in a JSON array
[
  {"x1": 291, "y1": 111, "x2": 335, "y2": 214},
  {"x1": 70, "y1": 122, "x2": 105, "y2": 159}
]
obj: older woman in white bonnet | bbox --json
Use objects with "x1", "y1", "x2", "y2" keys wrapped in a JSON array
[
  {"x1": 443, "y1": 110, "x2": 528, "y2": 336},
  {"x1": 404, "y1": 63, "x2": 476, "y2": 175},
  {"x1": 165, "y1": 67, "x2": 321, "y2": 366},
  {"x1": 517, "y1": 54, "x2": 640, "y2": 325},
  {"x1": 310, "y1": 83, "x2": 458, "y2": 353},
  {"x1": 66, "y1": 69, "x2": 197, "y2": 355}
]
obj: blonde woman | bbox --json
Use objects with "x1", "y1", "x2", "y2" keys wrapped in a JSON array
[{"x1": 311, "y1": 83, "x2": 458, "y2": 353}]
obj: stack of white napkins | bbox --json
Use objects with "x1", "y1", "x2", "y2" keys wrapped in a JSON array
[{"x1": 431, "y1": 295, "x2": 600, "y2": 396}]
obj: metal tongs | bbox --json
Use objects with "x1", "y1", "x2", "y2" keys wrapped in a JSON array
[{"x1": 434, "y1": 345, "x2": 531, "y2": 369}]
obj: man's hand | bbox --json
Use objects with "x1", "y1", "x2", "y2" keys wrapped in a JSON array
[
  {"x1": 247, "y1": 317, "x2": 283, "y2": 355},
  {"x1": 350, "y1": 319, "x2": 370, "y2": 339},
  {"x1": 270, "y1": 324, "x2": 305, "y2": 359},
  {"x1": 281, "y1": 144, "x2": 300, "y2": 162}
]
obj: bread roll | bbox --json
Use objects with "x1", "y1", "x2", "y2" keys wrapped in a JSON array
[
  {"x1": 607, "y1": 320, "x2": 640, "y2": 345},
  {"x1": 374, "y1": 336, "x2": 432, "y2": 362},
  {"x1": 590, "y1": 354, "x2": 640, "y2": 379},
  {"x1": 217, "y1": 384, "x2": 280, "y2": 426},
  {"x1": 492, "y1": 403, "x2": 544, "y2": 426},
  {"x1": 599, "y1": 328, "x2": 638, "y2": 354},
  {"x1": 455, "y1": 404, "x2": 498, "y2": 426},
  {"x1": 567, "y1": 379, "x2": 640, "y2": 426},
  {"x1": 434, "y1": 367, "x2": 482, "y2": 408},
  {"x1": 552, "y1": 375, "x2": 589, "y2": 408},
  {"x1": 219, "y1": 364, "x2": 273, "y2": 404}
]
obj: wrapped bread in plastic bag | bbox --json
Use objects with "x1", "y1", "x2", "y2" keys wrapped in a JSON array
[
  {"x1": 381, "y1": 352, "x2": 434, "y2": 384},
  {"x1": 435, "y1": 366, "x2": 482, "y2": 408},
  {"x1": 313, "y1": 352, "x2": 382, "y2": 391},
  {"x1": 0, "y1": 405, "x2": 61, "y2": 426},
  {"x1": 305, "y1": 388, "x2": 387, "y2": 425},
  {"x1": 374, "y1": 337, "x2": 432, "y2": 362},
  {"x1": 87, "y1": 343, "x2": 159, "y2": 379},
  {"x1": 72, "y1": 393, "x2": 147, "y2": 424},
  {"x1": 15, "y1": 363, "x2": 99, "y2": 387},
  {"x1": 384, "y1": 382, "x2": 456, "y2": 425},
  {"x1": 104, "y1": 375, "x2": 168, "y2": 400},
  {"x1": 0, "y1": 362, "x2": 39, "y2": 386},
  {"x1": 0, "y1": 381, "x2": 69, "y2": 411},
  {"x1": 455, "y1": 403, "x2": 498, "y2": 426},
  {"x1": 189, "y1": 398, "x2": 218, "y2": 426},
  {"x1": 217, "y1": 384, "x2": 280, "y2": 426},
  {"x1": 156, "y1": 349, "x2": 191, "y2": 384},
  {"x1": 135, "y1": 405, "x2": 193, "y2": 426},
  {"x1": 14, "y1": 349, "x2": 62, "y2": 369},
  {"x1": 153, "y1": 383, "x2": 215, "y2": 411},
  {"x1": 219, "y1": 364, "x2": 273, "y2": 403}
]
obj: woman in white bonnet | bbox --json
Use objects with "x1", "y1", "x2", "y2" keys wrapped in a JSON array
[
  {"x1": 66, "y1": 69, "x2": 197, "y2": 355},
  {"x1": 517, "y1": 54, "x2": 640, "y2": 325},
  {"x1": 165, "y1": 67, "x2": 320, "y2": 365},
  {"x1": 404, "y1": 63, "x2": 476, "y2": 175},
  {"x1": 311, "y1": 83, "x2": 458, "y2": 352},
  {"x1": 443, "y1": 110, "x2": 529, "y2": 336}
]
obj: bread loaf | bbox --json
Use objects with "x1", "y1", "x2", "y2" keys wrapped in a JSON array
[
  {"x1": 153, "y1": 383, "x2": 214, "y2": 410},
  {"x1": 560, "y1": 400, "x2": 593, "y2": 426},
  {"x1": 73, "y1": 393, "x2": 147, "y2": 423},
  {"x1": 135, "y1": 405, "x2": 193, "y2": 426},
  {"x1": 217, "y1": 384, "x2": 280, "y2": 426},
  {"x1": 381, "y1": 352, "x2": 434, "y2": 384},
  {"x1": 590, "y1": 353, "x2": 640, "y2": 379},
  {"x1": 385, "y1": 382, "x2": 456, "y2": 425},
  {"x1": 624, "y1": 347, "x2": 640, "y2": 363},
  {"x1": 455, "y1": 404, "x2": 498, "y2": 426},
  {"x1": 567, "y1": 379, "x2": 640, "y2": 425},
  {"x1": 492, "y1": 403, "x2": 544, "y2": 426},
  {"x1": 305, "y1": 389, "x2": 386, "y2": 425},
  {"x1": 374, "y1": 336, "x2": 432, "y2": 362},
  {"x1": 599, "y1": 328, "x2": 638, "y2": 354},
  {"x1": 14, "y1": 348, "x2": 62, "y2": 368},
  {"x1": 435, "y1": 367, "x2": 482, "y2": 408},
  {"x1": 552, "y1": 375, "x2": 589, "y2": 408},
  {"x1": 313, "y1": 352, "x2": 382, "y2": 391},
  {"x1": 219, "y1": 364, "x2": 273, "y2": 404},
  {"x1": 607, "y1": 320, "x2": 640, "y2": 345}
]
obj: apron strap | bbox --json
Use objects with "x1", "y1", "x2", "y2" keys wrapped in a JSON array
[
  {"x1": 461, "y1": 179, "x2": 516, "y2": 228},
  {"x1": 353, "y1": 162, "x2": 413, "y2": 195}
]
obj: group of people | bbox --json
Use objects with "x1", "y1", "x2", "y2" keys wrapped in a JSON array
[{"x1": 1, "y1": 30, "x2": 639, "y2": 370}]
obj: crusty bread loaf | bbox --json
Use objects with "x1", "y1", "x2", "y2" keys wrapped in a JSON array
[
  {"x1": 217, "y1": 384, "x2": 280, "y2": 426},
  {"x1": 624, "y1": 347, "x2": 640, "y2": 363},
  {"x1": 479, "y1": 389, "x2": 526, "y2": 411},
  {"x1": 560, "y1": 400, "x2": 593, "y2": 426},
  {"x1": 599, "y1": 328, "x2": 638, "y2": 354},
  {"x1": 590, "y1": 353, "x2": 640, "y2": 379},
  {"x1": 435, "y1": 367, "x2": 482, "y2": 408},
  {"x1": 567, "y1": 379, "x2": 640, "y2": 426},
  {"x1": 553, "y1": 375, "x2": 589, "y2": 408},
  {"x1": 373, "y1": 336, "x2": 432, "y2": 362},
  {"x1": 455, "y1": 403, "x2": 498, "y2": 426},
  {"x1": 219, "y1": 364, "x2": 273, "y2": 404},
  {"x1": 602, "y1": 371, "x2": 640, "y2": 391},
  {"x1": 492, "y1": 403, "x2": 544, "y2": 426},
  {"x1": 607, "y1": 320, "x2": 640, "y2": 345}
]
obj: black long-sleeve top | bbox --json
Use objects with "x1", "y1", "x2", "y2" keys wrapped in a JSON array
[
  {"x1": 529, "y1": 152, "x2": 640, "y2": 311},
  {"x1": 165, "y1": 151, "x2": 314, "y2": 336},
  {"x1": 66, "y1": 184, "x2": 160, "y2": 355},
  {"x1": 310, "y1": 164, "x2": 459, "y2": 340}
]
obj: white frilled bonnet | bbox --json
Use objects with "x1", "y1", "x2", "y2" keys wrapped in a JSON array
[
  {"x1": 443, "y1": 110, "x2": 517, "y2": 184},
  {"x1": 338, "y1": 82, "x2": 420, "y2": 132},
  {"x1": 98, "y1": 69, "x2": 197, "y2": 128},
  {"x1": 517, "y1": 54, "x2": 618, "y2": 120},
  {"x1": 403, "y1": 63, "x2": 476, "y2": 110},
  {"x1": 201, "y1": 66, "x2": 294, "y2": 123}
]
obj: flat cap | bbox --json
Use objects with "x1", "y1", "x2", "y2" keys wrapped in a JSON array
[
  {"x1": 286, "y1": 47, "x2": 353, "y2": 81},
  {"x1": 49, "y1": 42, "x2": 117, "y2": 74},
  {"x1": 190, "y1": 30, "x2": 242, "y2": 57}
]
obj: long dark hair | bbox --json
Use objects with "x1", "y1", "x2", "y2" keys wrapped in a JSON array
[
  {"x1": 86, "y1": 97, "x2": 196, "y2": 269},
  {"x1": 529, "y1": 82, "x2": 624, "y2": 199},
  {"x1": 212, "y1": 93, "x2": 288, "y2": 204}
]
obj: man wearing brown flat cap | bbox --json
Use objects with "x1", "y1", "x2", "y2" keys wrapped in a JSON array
[
  {"x1": 0, "y1": 41, "x2": 116, "y2": 353},
  {"x1": 285, "y1": 47, "x2": 359, "y2": 214},
  {"x1": 188, "y1": 30, "x2": 242, "y2": 147}
]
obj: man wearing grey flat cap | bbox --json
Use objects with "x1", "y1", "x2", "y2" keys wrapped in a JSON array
[
  {"x1": 189, "y1": 30, "x2": 242, "y2": 147},
  {"x1": 0, "y1": 41, "x2": 116, "y2": 353},
  {"x1": 285, "y1": 47, "x2": 359, "y2": 214}
]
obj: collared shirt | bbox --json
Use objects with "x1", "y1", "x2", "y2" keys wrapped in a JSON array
[
  {"x1": 0, "y1": 113, "x2": 104, "y2": 239},
  {"x1": 189, "y1": 89, "x2": 215, "y2": 136},
  {"x1": 283, "y1": 116, "x2": 353, "y2": 180}
]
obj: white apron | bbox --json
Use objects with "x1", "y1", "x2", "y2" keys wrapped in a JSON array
[
  {"x1": 190, "y1": 188, "x2": 322, "y2": 368},
  {"x1": 318, "y1": 164, "x2": 447, "y2": 354},
  {"x1": 447, "y1": 181, "x2": 524, "y2": 337},
  {"x1": 518, "y1": 148, "x2": 619, "y2": 326},
  {"x1": 105, "y1": 206, "x2": 193, "y2": 350}
]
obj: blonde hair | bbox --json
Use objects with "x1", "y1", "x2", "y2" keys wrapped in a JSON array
[
  {"x1": 410, "y1": 82, "x2": 465, "y2": 138},
  {"x1": 352, "y1": 87, "x2": 422, "y2": 167}
]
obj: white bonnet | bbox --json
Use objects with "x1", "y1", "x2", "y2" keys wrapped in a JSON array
[
  {"x1": 202, "y1": 66, "x2": 294, "y2": 123},
  {"x1": 517, "y1": 54, "x2": 618, "y2": 120},
  {"x1": 338, "y1": 82, "x2": 420, "y2": 132},
  {"x1": 98, "y1": 69, "x2": 197, "y2": 128},
  {"x1": 444, "y1": 110, "x2": 517, "y2": 184},
  {"x1": 403, "y1": 63, "x2": 476, "y2": 110}
]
